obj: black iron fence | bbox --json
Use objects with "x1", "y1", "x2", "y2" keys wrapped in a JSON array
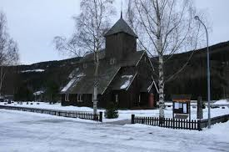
[
  {"x1": 131, "y1": 114, "x2": 229, "y2": 131},
  {"x1": 0, "y1": 105, "x2": 103, "y2": 122}
]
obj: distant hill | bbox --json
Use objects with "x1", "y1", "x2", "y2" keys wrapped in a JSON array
[
  {"x1": 2, "y1": 41, "x2": 229, "y2": 101},
  {"x1": 3, "y1": 57, "x2": 82, "y2": 101},
  {"x1": 155, "y1": 41, "x2": 229, "y2": 100}
]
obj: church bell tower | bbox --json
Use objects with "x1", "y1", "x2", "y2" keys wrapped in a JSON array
[{"x1": 104, "y1": 15, "x2": 138, "y2": 61}]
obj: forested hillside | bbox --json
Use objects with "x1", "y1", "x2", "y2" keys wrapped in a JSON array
[
  {"x1": 3, "y1": 41, "x2": 229, "y2": 101},
  {"x1": 4, "y1": 57, "x2": 81, "y2": 101}
]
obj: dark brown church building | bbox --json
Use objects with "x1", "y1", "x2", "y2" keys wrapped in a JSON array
[{"x1": 61, "y1": 17, "x2": 157, "y2": 109}]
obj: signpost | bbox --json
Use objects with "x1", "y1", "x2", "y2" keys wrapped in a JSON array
[
  {"x1": 197, "y1": 96, "x2": 203, "y2": 119},
  {"x1": 172, "y1": 95, "x2": 191, "y2": 120}
]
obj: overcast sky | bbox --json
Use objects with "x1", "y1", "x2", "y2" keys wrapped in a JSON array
[{"x1": 0, "y1": 0, "x2": 229, "y2": 64}]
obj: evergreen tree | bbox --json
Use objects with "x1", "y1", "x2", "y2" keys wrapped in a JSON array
[
  {"x1": 105, "y1": 102, "x2": 119, "y2": 119},
  {"x1": 45, "y1": 81, "x2": 59, "y2": 103}
]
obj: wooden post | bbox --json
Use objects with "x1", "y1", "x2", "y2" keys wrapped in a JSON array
[
  {"x1": 159, "y1": 117, "x2": 163, "y2": 127},
  {"x1": 131, "y1": 114, "x2": 135, "y2": 124},
  {"x1": 189, "y1": 102, "x2": 191, "y2": 121},
  {"x1": 197, "y1": 120, "x2": 201, "y2": 131},
  {"x1": 99, "y1": 112, "x2": 103, "y2": 122},
  {"x1": 172, "y1": 101, "x2": 175, "y2": 120},
  {"x1": 197, "y1": 96, "x2": 203, "y2": 119}
]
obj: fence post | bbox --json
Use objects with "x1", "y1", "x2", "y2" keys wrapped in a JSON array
[
  {"x1": 197, "y1": 120, "x2": 202, "y2": 131},
  {"x1": 131, "y1": 114, "x2": 135, "y2": 124},
  {"x1": 94, "y1": 114, "x2": 98, "y2": 121},
  {"x1": 99, "y1": 112, "x2": 103, "y2": 122},
  {"x1": 159, "y1": 117, "x2": 164, "y2": 127}
]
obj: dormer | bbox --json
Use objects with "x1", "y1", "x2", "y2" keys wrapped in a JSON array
[{"x1": 104, "y1": 15, "x2": 138, "y2": 60}]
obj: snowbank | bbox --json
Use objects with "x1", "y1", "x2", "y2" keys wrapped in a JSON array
[{"x1": 213, "y1": 99, "x2": 229, "y2": 105}]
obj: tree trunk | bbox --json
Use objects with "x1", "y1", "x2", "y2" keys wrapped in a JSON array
[
  {"x1": 0, "y1": 66, "x2": 6, "y2": 96},
  {"x1": 157, "y1": 21, "x2": 165, "y2": 119},
  {"x1": 93, "y1": 53, "x2": 99, "y2": 115},
  {"x1": 158, "y1": 54, "x2": 165, "y2": 118},
  {"x1": 155, "y1": 0, "x2": 165, "y2": 119}
]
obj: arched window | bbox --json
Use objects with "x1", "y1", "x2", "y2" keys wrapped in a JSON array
[
  {"x1": 115, "y1": 94, "x2": 119, "y2": 103},
  {"x1": 77, "y1": 94, "x2": 83, "y2": 102},
  {"x1": 65, "y1": 94, "x2": 69, "y2": 101},
  {"x1": 110, "y1": 58, "x2": 116, "y2": 65}
]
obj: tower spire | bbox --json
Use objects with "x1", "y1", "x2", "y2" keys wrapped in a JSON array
[{"x1": 120, "y1": 0, "x2": 123, "y2": 19}]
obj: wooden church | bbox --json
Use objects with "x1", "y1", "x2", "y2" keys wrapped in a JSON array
[{"x1": 61, "y1": 16, "x2": 157, "y2": 109}]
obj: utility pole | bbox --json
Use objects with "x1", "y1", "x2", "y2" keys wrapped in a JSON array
[{"x1": 195, "y1": 16, "x2": 211, "y2": 128}]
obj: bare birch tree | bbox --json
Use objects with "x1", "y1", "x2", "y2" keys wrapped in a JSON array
[
  {"x1": 54, "y1": 0, "x2": 116, "y2": 115},
  {"x1": 0, "y1": 11, "x2": 19, "y2": 96},
  {"x1": 126, "y1": 0, "x2": 203, "y2": 118}
]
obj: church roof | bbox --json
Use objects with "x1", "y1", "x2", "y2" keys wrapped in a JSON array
[
  {"x1": 104, "y1": 17, "x2": 138, "y2": 38},
  {"x1": 80, "y1": 49, "x2": 105, "y2": 63},
  {"x1": 110, "y1": 67, "x2": 137, "y2": 91},
  {"x1": 61, "y1": 62, "x2": 120, "y2": 95},
  {"x1": 61, "y1": 51, "x2": 145, "y2": 95}
]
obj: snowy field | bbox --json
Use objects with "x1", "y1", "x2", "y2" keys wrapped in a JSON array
[
  {"x1": 0, "y1": 109, "x2": 229, "y2": 152},
  {"x1": 0, "y1": 100, "x2": 229, "y2": 122}
]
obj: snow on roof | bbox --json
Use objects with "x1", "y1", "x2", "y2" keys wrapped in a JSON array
[
  {"x1": 61, "y1": 73, "x2": 86, "y2": 93},
  {"x1": 21, "y1": 69, "x2": 45, "y2": 73},
  {"x1": 120, "y1": 75, "x2": 133, "y2": 89},
  {"x1": 121, "y1": 75, "x2": 133, "y2": 79},
  {"x1": 61, "y1": 78, "x2": 76, "y2": 93},
  {"x1": 69, "y1": 68, "x2": 79, "y2": 79},
  {"x1": 77, "y1": 73, "x2": 86, "y2": 77},
  {"x1": 33, "y1": 91, "x2": 44, "y2": 96}
]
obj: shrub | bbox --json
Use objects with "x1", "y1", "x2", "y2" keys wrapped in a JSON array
[
  {"x1": 105, "y1": 102, "x2": 119, "y2": 119},
  {"x1": 202, "y1": 102, "x2": 206, "y2": 109}
]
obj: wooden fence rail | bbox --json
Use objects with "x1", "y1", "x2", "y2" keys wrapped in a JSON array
[
  {"x1": 0, "y1": 105, "x2": 103, "y2": 122},
  {"x1": 131, "y1": 114, "x2": 229, "y2": 131},
  {"x1": 199, "y1": 114, "x2": 229, "y2": 128}
]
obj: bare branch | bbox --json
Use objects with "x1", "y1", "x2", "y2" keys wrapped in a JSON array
[{"x1": 0, "y1": 11, "x2": 19, "y2": 95}]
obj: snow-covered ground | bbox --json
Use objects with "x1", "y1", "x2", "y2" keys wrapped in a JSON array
[
  {"x1": 21, "y1": 69, "x2": 45, "y2": 73},
  {"x1": 0, "y1": 100, "x2": 229, "y2": 122},
  {"x1": 0, "y1": 109, "x2": 229, "y2": 152},
  {"x1": 213, "y1": 99, "x2": 229, "y2": 105}
]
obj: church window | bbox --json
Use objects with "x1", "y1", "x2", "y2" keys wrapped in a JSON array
[
  {"x1": 77, "y1": 94, "x2": 83, "y2": 102},
  {"x1": 110, "y1": 58, "x2": 116, "y2": 65},
  {"x1": 144, "y1": 56, "x2": 147, "y2": 62},
  {"x1": 65, "y1": 94, "x2": 69, "y2": 101},
  {"x1": 115, "y1": 94, "x2": 119, "y2": 103}
]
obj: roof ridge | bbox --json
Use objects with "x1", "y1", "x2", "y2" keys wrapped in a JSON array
[{"x1": 104, "y1": 18, "x2": 138, "y2": 38}]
